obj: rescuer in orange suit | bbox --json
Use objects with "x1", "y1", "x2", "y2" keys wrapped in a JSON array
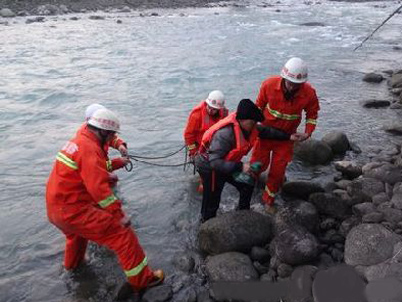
[
  {"x1": 81, "y1": 103, "x2": 130, "y2": 187},
  {"x1": 195, "y1": 99, "x2": 292, "y2": 222},
  {"x1": 46, "y1": 108, "x2": 164, "y2": 299},
  {"x1": 250, "y1": 57, "x2": 320, "y2": 214},
  {"x1": 184, "y1": 90, "x2": 228, "y2": 157}
]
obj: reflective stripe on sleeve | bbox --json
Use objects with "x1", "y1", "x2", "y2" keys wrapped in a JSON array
[
  {"x1": 124, "y1": 257, "x2": 148, "y2": 277},
  {"x1": 56, "y1": 152, "x2": 78, "y2": 170},
  {"x1": 98, "y1": 194, "x2": 118, "y2": 208},
  {"x1": 265, "y1": 186, "x2": 275, "y2": 198},
  {"x1": 266, "y1": 104, "x2": 300, "y2": 121},
  {"x1": 188, "y1": 144, "x2": 197, "y2": 150},
  {"x1": 306, "y1": 119, "x2": 317, "y2": 125},
  {"x1": 106, "y1": 160, "x2": 112, "y2": 172}
]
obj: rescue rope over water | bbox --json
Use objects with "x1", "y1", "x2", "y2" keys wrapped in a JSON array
[{"x1": 354, "y1": 3, "x2": 402, "y2": 51}]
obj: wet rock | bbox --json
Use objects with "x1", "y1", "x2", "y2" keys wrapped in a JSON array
[
  {"x1": 269, "y1": 254, "x2": 281, "y2": 270},
  {"x1": 321, "y1": 229, "x2": 345, "y2": 244},
  {"x1": 274, "y1": 199, "x2": 318, "y2": 234},
  {"x1": 390, "y1": 102, "x2": 402, "y2": 109},
  {"x1": 362, "y1": 162, "x2": 402, "y2": 185},
  {"x1": 205, "y1": 252, "x2": 259, "y2": 281},
  {"x1": 151, "y1": 12, "x2": 159, "y2": 16},
  {"x1": 364, "y1": 262, "x2": 402, "y2": 283},
  {"x1": 253, "y1": 261, "x2": 269, "y2": 275},
  {"x1": 277, "y1": 263, "x2": 293, "y2": 278},
  {"x1": 363, "y1": 72, "x2": 384, "y2": 83},
  {"x1": 349, "y1": 141, "x2": 362, "y2": 154},
  {"x1": 361, "y1": 99, "x2": 390, "y2": 108},
  {"x1": 0, "y1": 8, "x2": 15, "y2": 17},
  {"x1": 70, "y1": 16, "x2": 79, "y2": 20},
  {"x1": 89, "y1": 15, "x2": 105, "y2": 20},
  {"x1": 372, "y1": 192, "x2": 390, "y2": 206},
  {"x1": 260, "y1": 269, "x2": 277, "y2": 281},
  {"x1": 335, "y1": 179, "x2": 352, "y2": 190},
  {"x1": 391, "y1": 183, "x2": 402, "y2": 210},
  {"x1": 366, "y1": 277, "x2": 402, "y2": 302},
  {"x1": 142, "y1": 285, "x2": 173, "y2": 302},
  {"x1": 362, "y1": 212, "x2": 384, "y2": 223},
  {"x1": 316, "y1": 252, "x2": 335, "y2": 269},
  {"x1": 294, "y1": 139, "x2": 333, "y2": 165},
  {"x1": 391, "y1": 87, "x2": 402, "y2": 95},
  {"x1": 174, "y1": 287, "x2": 197, "y2": 302},
  {"x1": 352, "y1": 202, "x2": 376, "y2": 216},
  {"x1": 249, "y1": 246, "x2": 270, "y2": 263},
  {"x1": 196, "y1": 289, "x2": 212, "y2": 302},
  {"x1": 299, "y1": 22, "x2": 325, "y2": 26},
  {"x1": 347, "y1": 177, "x2": 385, "y2": 204},
  {"x1": 169, "y1": 274, "x2": 192, "y2": 294},
  {"x1": 312, "y1": 265, "x2": 366, "y2": 302},
  {"x1": 289, "y1": 265, "x2": 317, "y2": 302},
  {"x1": 334, "y1": 161, "x2": 362, "y2": 179},
  {"x1": 273, "y1": 227, "x2": 319, "y2": 265},
  {"x1": 345, "y1": 223, "x2": 400, "y2": 266},
  {"x1": 383, "y1": 122, "x2": 402, "y2": 135},
  {"x1": 321, "y1": 131, "x2": 350, "y2": 155},
  {"x1": 119, "y1": 6, "x2": 131, "y2": 12},
  {"x1": 332, "y1": 189, "x2": 353, "y2": 205},
  {"x1": 26, "y1": 16, "x2": 45, "y2": 24},
  {"x1": 380, "y1": 208, "x2": 402, "y2": 225},
  {"x1": 309, "y1": 192, "x2": 350, "y2": 219},
  {"x1": 199, "y1": 211, "x2": 273, "y2": 255},
  {"x1": 281, "y1": 181, "x2": 324, "y2": 200},
  {"x1": 377, "y1": 201, "x2": 393, "y2": 212},
  {"x1": 391, "y1": 73, "x2": 402, "y2": 88},
  {"x1": 320, "y1": 218, "x2": 337, "y2": 231},
  {"x1": 331, "y1": 248, "x2": 344, "y2": 262},
  {"x1": 173, "y1": 254, "x2": 195, "y2": 273}
]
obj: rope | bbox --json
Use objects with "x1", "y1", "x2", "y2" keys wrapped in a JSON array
[
  {"x1": 128, "y1": 145, "x2": 186, "y2": 160},
  {"x1": 129, "y1": 157, "x2": 188, "y2": 167}
]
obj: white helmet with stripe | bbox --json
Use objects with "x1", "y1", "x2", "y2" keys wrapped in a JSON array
[
  {"x1": 206, "y1": 90, "x2": 226, "y2": 109},
  {"x1": 281, "y1": 57, "x2": 308, "y2": 84},
  {"x1": 85, "y1": 103, "x2": 106, "y2": 121},
  {"x1": 88, "y1": 108, "x2": 120, "y2": 132}
]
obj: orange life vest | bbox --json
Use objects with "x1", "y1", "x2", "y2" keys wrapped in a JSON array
[
  {"x1": 199, "y1": 112, "x2": 257, "y2": 162},
  {"x1": 184, "y1": 101, "x2": 228, "y2": 152}
]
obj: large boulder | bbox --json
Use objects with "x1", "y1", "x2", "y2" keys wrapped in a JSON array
[
  {"x1": 294, "y1": 139, "x2": 334, "y2": 165},
  {"x1": 363, "y1": 72, "x2": 384, "y2": 83},
  {"x1": 273, "y1": 227, "x2": 319, "y2": 265},
  {"x1": 288, "y1": 265, "x2": 317, "y2": 302},
  {"x1": 281, "y1": 181, "x2": 325, "y2": 200},
  {"x1": 312, "y1": 265, "x2": 366, "y2": 302},
  {"x1": 334, "y1": 161, "x2": 362, "y2": 179},
  {"x1": 345, "y1": 224, "x2": 400, "y2": 266},
  {"x1": 309, "y1": 192, "x2": 351, "y2": 219},
  {"x1": 199, "y1": 211, "x2": 273, "y2": 255},
  {"x1": 366, "y1": 277, "x2": 402, "y2": 302},
  {"x1": 364, "y1": 262, "x2": 402, "y2": 282},
  {"x1": 274, "y1": 200, "x2": 319, "y2": 234},
  {"x1": 391, "y1": 183, "x2": 402, "y2": 210},
  {"x1": 205, "y1": 252, "x2": 259, "y2": 281},
  {"x1": 321, "y1": 131, "x2": 350, "y2": 155},
  {"x1": 391, "y1": 72, "x2": 402, "y2": 88},
  {"x1": 347, "y1": 177, "x2": 385, "y2": 203},
  {"x1": 362, "y1": 162, "x2": 402, "y2": 185},
  {"x1": 0, "y1": 8, "x2": 15, "y2": 17}
]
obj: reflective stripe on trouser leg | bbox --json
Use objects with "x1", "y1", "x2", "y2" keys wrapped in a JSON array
[
  {"x1": 110, "y1": 227, "x2": 154, "y2": 290},
  {"x1": 263, "y1": 186, "x2": 276, "y2": 205},
  {"x1": 64, "y1": 234, "x2": 88, "y2": 270}
]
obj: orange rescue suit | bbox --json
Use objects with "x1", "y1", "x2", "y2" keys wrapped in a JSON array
[
  {"x1": 46, "y1": 125, "x2": 154, "y2": 290},
  {"x1": 184, "y1": 100, "x2": 228, "y2": 155},
  {"x1": 250, "y1": 76, "x2": 320, "y2": 205}
]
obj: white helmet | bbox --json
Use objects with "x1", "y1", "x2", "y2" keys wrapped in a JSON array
[
  {"x1": 88, "y1": 108, "x2": 120, "y2": 132},
  {"x1": 85, "y1": 103, "x2": 105, "y2": 121},
  {"x1": 280, "y1": 57, "x2": 308, "y2": 84},
  {"x1": 206, "y1": 90, "x2": 226, "y2": 110}
]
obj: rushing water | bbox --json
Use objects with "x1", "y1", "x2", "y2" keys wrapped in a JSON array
[{"x1": 1, "y1": 1, "x2": 402, "y2": 301}]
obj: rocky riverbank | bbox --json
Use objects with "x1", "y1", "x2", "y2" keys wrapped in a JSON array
[{"x1": 141, "y1": 70, "x2": 402, "y2": 302}]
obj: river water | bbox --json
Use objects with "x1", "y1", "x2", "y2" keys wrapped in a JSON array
[{"x1": 1, "y1": 1, "x2": 402, "y2": 301}]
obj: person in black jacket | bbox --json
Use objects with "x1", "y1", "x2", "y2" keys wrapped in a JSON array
[{"x1": 195, "y1": 99, "x2": 294, "y2": 222}]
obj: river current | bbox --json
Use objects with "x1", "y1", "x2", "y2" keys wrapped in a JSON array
[{"x1": 1, "y1": 1, "x2": 402, "y2": 301}]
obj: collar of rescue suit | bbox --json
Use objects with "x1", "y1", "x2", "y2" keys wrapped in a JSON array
[
  {"x1": 275, "y1": 77, "x2": 307, "y2": 100},
  {"x1": 82, "y1": 125, "x2": 109, "y2": 153}
]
